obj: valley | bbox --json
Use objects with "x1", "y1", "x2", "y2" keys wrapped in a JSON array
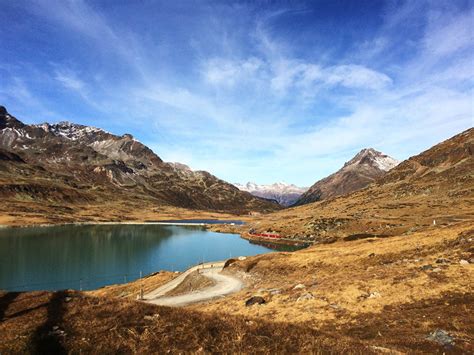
[
  {"x1": 0, "y1": 108, "x2": 472, "y2": 353},
  {"x1": 2, "y1": 1, "x2": 473, "y2": 352}
]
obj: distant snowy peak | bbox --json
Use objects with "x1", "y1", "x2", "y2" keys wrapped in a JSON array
[
  {"x1": 35, "y1": 121, "x2": 108, "y2": 141},
  {"x1": 234, "y1": 182, "x2": 308, "y2": 206},
  {"x1": 236, "y1": 181, "x2": 306, "y2": 193},
  {"x1": 345, "y1": 148, "x2": 400, "y2": 171}
]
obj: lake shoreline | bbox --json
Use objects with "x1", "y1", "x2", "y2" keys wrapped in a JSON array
[{"x1": 0, "y1": 219, "x2": 312, "y2": 248}]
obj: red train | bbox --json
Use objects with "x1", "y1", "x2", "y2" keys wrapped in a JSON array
[{"x1": 249, "y1": 232, "x2": 282, "y2": 239}]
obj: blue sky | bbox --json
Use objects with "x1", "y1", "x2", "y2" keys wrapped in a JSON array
[{"x1": 1, "y1": 0, "x2": 473, "y2": 186}]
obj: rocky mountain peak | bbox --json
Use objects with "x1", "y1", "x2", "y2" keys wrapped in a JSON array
[
  {"x1": 294, "y1": 149, "x2": 399, "y2": 206},
  {"x1": 344, "y1": 148, "x2": 399, "y2": 171},
  {"x1": 0, "y1": 106, "x2": 25, "y2": 130},
  {"x1": 37, "y1": 121, "x2": 107, "y2": 141}
]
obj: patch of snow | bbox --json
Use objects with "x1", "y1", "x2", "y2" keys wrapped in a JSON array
[
  {"x1": 34, "y1": 121, "x2": 108, "y2": 141},
  {"x1": 373, "y1": 155, "x2": 400, "y2": 171}
]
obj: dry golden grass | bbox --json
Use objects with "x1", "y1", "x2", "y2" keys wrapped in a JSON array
[
  {"x1": 190, "y1": 222, "x2": 473, "y2": 352},
  {"x1": 0, "y1": 291, "x2": 369, "y2": 354}
]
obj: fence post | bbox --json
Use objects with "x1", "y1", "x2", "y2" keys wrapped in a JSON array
[{"x1": 79, "y1": 278, "x2": 82, "y2": 291}]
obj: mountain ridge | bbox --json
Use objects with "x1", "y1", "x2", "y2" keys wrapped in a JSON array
[
  {"x1": 293, "y1": 148, "x2": 399, "y2": 206},
  {"x1": 0, "y1": 106, "x2": 280, "y2": 216}
]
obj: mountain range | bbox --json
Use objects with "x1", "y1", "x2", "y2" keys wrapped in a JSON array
[
  {"x1": 0, "y1": 106, "x2": 279, "y2": 219},
  {"x1": 233, "y1": 182, "x2": 308, "y2": 206},
  {"x1": 249, "y1": 127, "x2": 474, "y2": 242},
  {"x1": 293, "y1": 148, "x2": 399, "y2": 206}
]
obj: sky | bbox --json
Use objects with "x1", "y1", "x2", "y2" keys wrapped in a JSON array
[{"x1": 0, "y1": 0, "x2": 473, "y2": 186}]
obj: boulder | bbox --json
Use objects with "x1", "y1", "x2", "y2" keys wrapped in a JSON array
[
  {"x1": 297, "y1": 293, "x2": 315, "y2": 302},
  {"x1": 245, "y1": 296, "x2": 266, "y2": 307},
  {"x1": 269, "y1": 288, "x2": 282, "y2": 295},
  {"x1": 368, "y1": 291, "x2": 381, "y2": 299},
  {"x1": 427, "y1": 329, "x2": 455, "y2": 346}
]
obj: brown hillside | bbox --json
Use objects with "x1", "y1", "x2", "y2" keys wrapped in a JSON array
[{"x1": 247, "y1": 128, "x2": 473, "y2": 242}]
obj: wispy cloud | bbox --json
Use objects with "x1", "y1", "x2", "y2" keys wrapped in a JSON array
[{"x1": 54, "y1": 69, "x2": 86, "y2": 92}]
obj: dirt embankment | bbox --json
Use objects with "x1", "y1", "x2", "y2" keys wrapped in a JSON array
[{"x1": 164, "y1": 270, "x2": 215, "y2": 297}]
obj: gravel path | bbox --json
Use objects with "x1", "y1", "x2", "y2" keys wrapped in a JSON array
[{"x1": 144, "y1": 262, "x2": 243, "y2": 307}]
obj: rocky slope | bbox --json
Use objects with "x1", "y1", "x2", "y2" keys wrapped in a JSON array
[
  {"x1": 293, "y1": 148, "x2": 399, "y2": 206},
  {"x1": 246, "y1": 128, "x2": 473, "y2": 242},
  {"x1": 234, "y1": 182, "x2": 308, "y2": 206},
  {"x1": 0, "y1": 106, "x2": 279, "y2": 217}
]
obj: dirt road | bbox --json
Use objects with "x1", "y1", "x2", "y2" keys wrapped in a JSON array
[{"x1": 144, "y1": 262, "x2": 243, "y2": 307}]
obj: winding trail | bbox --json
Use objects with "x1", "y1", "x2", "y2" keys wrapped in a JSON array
[{"x1": 144, "y1": 261, "x2": 243, "y2": 307}]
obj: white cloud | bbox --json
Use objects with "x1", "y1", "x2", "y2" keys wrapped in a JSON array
[
  {"x1": 424, "y1": 10, "x2": 474, "y2": 57},
  {"x1": 203, "y1": 55, "x2": 392, "y2": 95},
  {"x1": 203, "y1": 57, "x2": 264, "y2": 86},
  {"x1": 54, "y1": 69, "x2": 86, "y2": 92},
  {"x1": 324, "y1": 65, "x2": 392, "y2": 89}
]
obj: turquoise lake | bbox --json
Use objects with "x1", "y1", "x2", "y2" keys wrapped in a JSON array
[{"x1": 0, "y1": 224, "x2": 299, "y2": 291}]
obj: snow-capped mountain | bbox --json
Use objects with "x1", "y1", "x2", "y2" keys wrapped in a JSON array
[
  {"x1": 294, "y1": 148, "x2": 400, "y2": 206},
  {"x1": 234, "y1": 182, "x2": 308, "y2": 206}
]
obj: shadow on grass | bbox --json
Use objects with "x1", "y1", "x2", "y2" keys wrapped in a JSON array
[
  {"x1": 29, "y1": 291, "x2": 67, "y2": 355},
  {"x1": 0, "y1": 292, "x2": 19, "y2": 320}
]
